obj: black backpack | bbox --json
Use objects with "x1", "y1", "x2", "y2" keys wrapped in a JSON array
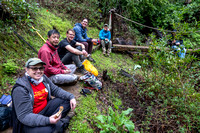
[{"x1": 0, "y1": 105, "x2": 12, "y2": 131}]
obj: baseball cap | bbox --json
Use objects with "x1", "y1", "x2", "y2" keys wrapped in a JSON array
[
  {"x1": 25, "y1": 58, "x2": 46, "y2": 67},
  {"x1": 104, "y1": 24, "x2": 108, "y2": 27}
]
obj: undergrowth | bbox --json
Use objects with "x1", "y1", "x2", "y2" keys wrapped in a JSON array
[{"x1": 69, "y1": 93, "x2": 100, "y2": 133}]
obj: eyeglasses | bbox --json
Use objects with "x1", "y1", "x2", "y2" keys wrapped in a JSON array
[
  {"x1": 69, "y1": 34, "x2": 75, "y2": 36},
  {"x1": 82, "y1": 21, "x2": 88, "y2": 23},
  {"x1": 28, "y1": 66, "x2": 45, "y2": 71}
]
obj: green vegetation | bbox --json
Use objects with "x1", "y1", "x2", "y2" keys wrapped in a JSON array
[
  {"x1": 2, "y1": 59, "x2": 19, "y2": 74},
  {"x1": 96, "y1": 107, "x2": 138, "y2": 133},
  {"x1": 99, "y1": 0, "x2": 200, "y2": 47},
  {"x1": 0, "y1": 0, "x2": 199, "y2": 132},
  {"x1": 136, "y1": 44, "x2": 200, "y2": 132},
  {"x1": 69, "y1": 93, "x2": 100, "y2": 132},
  {"x1": 0, "y1": 0, "x2": 37, "y2": 33}
]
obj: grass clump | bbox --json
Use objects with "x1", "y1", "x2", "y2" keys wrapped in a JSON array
[{"x1": 69, "y1": 93, "x2": 101, "y2": 133}]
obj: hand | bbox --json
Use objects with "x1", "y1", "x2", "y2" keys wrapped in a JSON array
[
  {"x1": 172, "y1": 40, "x2": 176, "y2": 43},
  {"x1": 82, "y1": 50, "x2": 88, "y2": 57},
  {"x1": 70, "y1": 98, "x2": 76, "y2": 111},
  {"x1": 105, "y1": 38, "x2": 109, "y2": 41},
  {"x1": 92, "y1": 39, "x2": 97, "y2": 43},
  {"x1": 49, "y1": 113, "x2": 61, "y2": 124},
  {"x1": 64, "y1": 69, "x2": 71, "y2": 74}
]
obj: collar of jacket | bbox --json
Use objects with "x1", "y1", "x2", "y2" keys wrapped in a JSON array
[
  {"x1": 76, "y1": 23, "x2": 87, "y2": 31},
  {"x1": 45, "y1": 40, "x2": 58, "y2": 51}
]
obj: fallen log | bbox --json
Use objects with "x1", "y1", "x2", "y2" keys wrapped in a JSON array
[{"x1": 112, "y1": 44, "x2": 200, "y2": 57}]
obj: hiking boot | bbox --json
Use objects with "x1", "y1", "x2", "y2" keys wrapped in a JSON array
[
  {"x1": 58, "y1": 116, "x2": 70, "y2": 132},
  {"x1": 67, "y1": 110, "x2": 76, "y2": 118},
  {"x1": 107, "y1": 48, "x2": 111, "y2": 57},
  {"x1": 87, "y1": 56, "x2": 96, "y2": 63},
  {"x1": 76, "y1": 65, "x2": 87, "y2": 74}
]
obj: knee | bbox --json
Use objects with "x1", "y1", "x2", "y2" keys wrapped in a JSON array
[{"x1": 72, "y1": 54, "x2": 79, "y2": 60}]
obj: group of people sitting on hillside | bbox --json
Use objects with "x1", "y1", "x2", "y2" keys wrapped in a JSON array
[{"x1": 11, "y1": 18, "x2": 112, "y2": 133}]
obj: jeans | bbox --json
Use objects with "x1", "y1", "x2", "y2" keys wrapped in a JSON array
[
  {"x1": 49, "y1": 64, "x2": 77, "y2": 84},
  {"x1": 101, "y1": 40, "x2": 112, "y2": 50},
  {"x1": 61, "y1": 46, "x2": 82, "y2": 68},
  {"x1": 79, "y1": 41, "x2": 93, "y2": 54},
  {"x1": 22, "y1": 98, "x2": 71, "y2": 133}
]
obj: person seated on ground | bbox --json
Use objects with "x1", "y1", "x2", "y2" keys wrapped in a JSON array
[
  {"x1": 11, "y1": 58, "x2": 76, "y2": 133},
  {"x1": 38, "y1": 29, "x2": 78, "y2": 84},
  {"x1": 168, "y1": 29, "x2": 186, "y2": 59},
  {"x1": 99, "y1": 24, "x2": 112, "y2": 56},
  {"x1": 58, "y1": 29, "x2": 88, "y2": 74},
  {"x1": 73, "y1": 18, "x2": 97, "y2": 62}
]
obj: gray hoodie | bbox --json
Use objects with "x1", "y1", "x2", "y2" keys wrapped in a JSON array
[{"x1": 12, "y1": 74, "x2": 74, "y2": 127}]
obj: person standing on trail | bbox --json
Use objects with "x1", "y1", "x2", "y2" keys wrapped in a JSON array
[
  {"x1": 99, "y1": 24, "x2": 112, "y2": 56},
  {"x1": 73, "y1": 18, "x2": 97, "y2": 62},
  {"x1": 38, "y1": 29, "x2": 78, "y2": 84},
  {"x1": 58, "y1": 29, "x2": 88, "y2": 74},
  {"x1": 11, "y1": 57, "x2": 76, "y2": 133}
]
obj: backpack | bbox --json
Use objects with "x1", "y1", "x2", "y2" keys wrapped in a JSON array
[
  {"x1": 80, "y1": 73, "x2": 102, "y2": 90},
  {"x1": 0, "y1": 105, "x2": 12, "y2": 131},
  {"x1": 0, "y1": 94, "x2": 12, "y2": 131}
]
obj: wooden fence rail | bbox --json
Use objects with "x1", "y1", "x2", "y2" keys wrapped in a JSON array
[{"x1": 112, "y1": 44, "x2": 200, "y2": 56}]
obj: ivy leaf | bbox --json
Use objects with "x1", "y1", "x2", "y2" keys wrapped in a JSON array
[
  {"x1": 124, "y1": 121, "x2": 135, "y2": 133},
  {"x1": 122, "y1": 108, "x2": 133, "y2": 116},
  {"x1": 96, "y1": 115, "x2": 107, "y2": 123}
]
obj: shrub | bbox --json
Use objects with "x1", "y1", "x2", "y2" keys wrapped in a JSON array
[{"x1": 2, "y1": 60, "x2": 19, "y2": 74}]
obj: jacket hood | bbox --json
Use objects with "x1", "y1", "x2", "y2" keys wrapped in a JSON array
[
  {"x1": 75, "y1": 23, "x2": 82, "y2": 27},
  {"x1": 14, "y1": 75, "x2": 31, "y2": 89},
  {"x1": 74, "y1": 23, "x2": 87, "y2": 31}
]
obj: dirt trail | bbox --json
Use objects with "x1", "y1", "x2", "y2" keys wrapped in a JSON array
[{"x1": 58, "y1": 81, "x2": 82, "y2": 99}]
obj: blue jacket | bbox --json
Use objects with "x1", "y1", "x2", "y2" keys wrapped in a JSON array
[
  {"x1": 73, "y1": 23, "x2": 90, "y2": 42},
  {"x1": 99, "y1": 29, "x2": 111, "y2": 41}
]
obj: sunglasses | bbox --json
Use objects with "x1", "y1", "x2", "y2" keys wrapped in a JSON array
[{"x1": 28, "y1": 66, "x2": 45, "y2": 71}]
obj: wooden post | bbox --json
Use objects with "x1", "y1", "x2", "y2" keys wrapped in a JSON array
[{"x1": 110, "y1": 9, "x2": 115, "y2": 42}]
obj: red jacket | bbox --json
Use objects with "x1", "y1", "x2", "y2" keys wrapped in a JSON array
[{"x1": 38, "y1": 40, "x2": 68, "y2": 77}]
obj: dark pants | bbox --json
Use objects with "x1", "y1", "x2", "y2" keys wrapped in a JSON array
[
  {"x1": 22, "y1": 98, "x2": 71, "y2": 133},
  {"x1": 79, "y1": 41, "x2": 93, "y2": 54},
  {"x1": 61, "y1": 46, "x2": 82, "y2": 68}
]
